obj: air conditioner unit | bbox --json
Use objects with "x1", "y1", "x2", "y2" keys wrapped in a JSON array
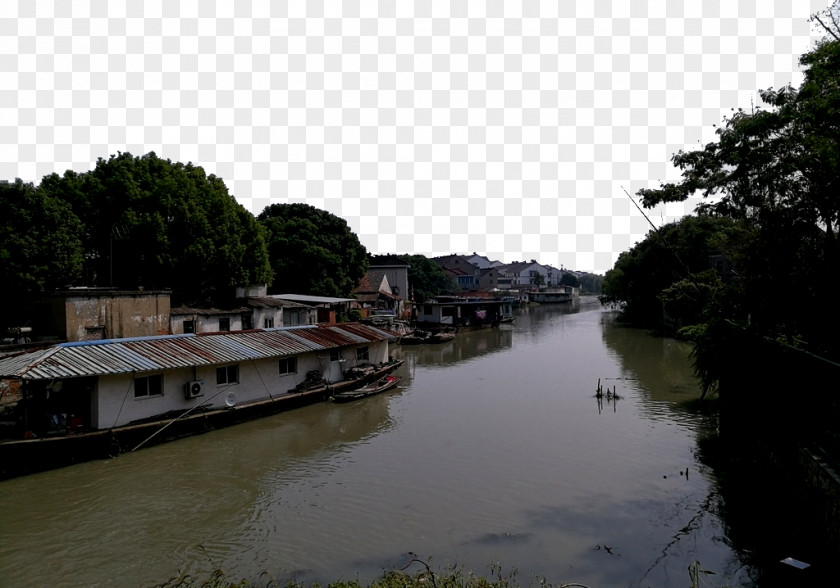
[{"x1": 184, "y1": 380, "x2": 205, "y2": 399}]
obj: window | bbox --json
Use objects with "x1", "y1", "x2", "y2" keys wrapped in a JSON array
[
  {"x1": 284, "y1": 309, "x2": 301, "y2": 326},
  {"x1": 85, "y1": 326, "x2": 105, "y2": 341},
  {"x1": 219, "y1": 317, "x2": 230, "y2": 331},
  {"x1": 134, "y1": 374, "x2": 163, "y2": 398},
  {"x1": 183, "y1": 320, "x2": 195, "y2": 334},
  {"x1": 278, "y1": 356, "x2": 298, "y2": 375},
  {"x1": 241, "y1": 314, "x2": 252, "y2": 330},
  {"x1": 330, "y1": 349, "x2": 340, "y2": 362},
  {"x1": 264, "y1": 317, "x2": 274, "y2": 328},
  {"x1": 216, "y1": 364, "x2": 239, "y2": 385},
  {"x1": 356, "y1": 346, "x2": 369, "y2": 362}
]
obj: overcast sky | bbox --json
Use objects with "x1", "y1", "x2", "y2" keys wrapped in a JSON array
[{"x1": 1, "y1": 1, "x2": 827, "y2": 274}]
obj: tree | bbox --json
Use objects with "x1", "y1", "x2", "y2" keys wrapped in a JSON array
[
  {"x1": 811, "y1": 0, "x2": 840, "y2": 42},
  {"x1": 636, "y1": 39, "x2": 840, "y2": 357},
  {"x1": 258, "y1": 203, "x2": 368, "y2": 297},
  {"x1": 0, "y1": 178, "x2": 85, "y2": 304},
  {"x1": 599, "y1": 215, "x2": 734, "y2": 326},
  {"x1": 559, "y1": 272, "x2": 580, "y2": 289},
  {"x1": 576, "y1": 272, "x2": 603, "y2": 294},
  {"x1": 399, "y1": 254, "x2": 452, "y2": 303},
  {"x1": 39, "y1": 152, "x2": 272, "y2": 304}
]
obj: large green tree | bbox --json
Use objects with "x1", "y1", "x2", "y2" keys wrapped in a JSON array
[
  {"x1": 636, "y1": 39, "x2": 840, "y2": 358},
  {"x1": 0, "y1": 179, "x2": 85, "y2": 299},
  {"x1": 258, "y1": 203, "x2": 368, "y2": 297},
  {"x1": 39, "y1": 152, "x2": 272, "y2": 304}
]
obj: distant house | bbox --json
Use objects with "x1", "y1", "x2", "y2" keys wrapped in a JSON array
[
  {"x1": 465, "y1": 253, "x2": 504, "y2": 270},
  {"x1": 476, "y1": 267, "x2": 508, "y2": 291},
  {"x1": 496, "y1": 261, "x2": 550, "y2": 290},
  {"x1": 170, "y1": 304, "x2": 253, "y2": 334},
  {"x1": 544, "y1": 265, "x2": 564, "y2": 287},
  {"x1": 352, "y1": 270, "x2": 403, "y2": 317},
  {"x1": 433, "y1": 254, "x2": 480, "y2": 290},
  {"x1": 367, "y1": 257, "x2": 410, "y2": 301},
  {"x1": 415, "y1": 295, "x2": 515, "y2": 330},
  {"x1": 270, "y1": 294, "x2": 355, "y2": 324}
]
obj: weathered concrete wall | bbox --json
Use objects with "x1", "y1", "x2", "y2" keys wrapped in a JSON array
[
  {"x1": 64, "y1": 291, "x2": 171, "y2": 341},
  {"x1": 170, "y1": 312, "x2": 249, "y2": 334},
  {"x1": 798, "y1": 447, "x2": 840, "y2": 551}
]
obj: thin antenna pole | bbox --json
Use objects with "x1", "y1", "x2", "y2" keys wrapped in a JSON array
[{"x1": 621, "y1": 186, "x2": 692, "y2": 279}]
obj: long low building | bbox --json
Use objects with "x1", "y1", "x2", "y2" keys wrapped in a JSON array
[{"x1": 0, "y1": 323, "x2": 398, "y2": 436}]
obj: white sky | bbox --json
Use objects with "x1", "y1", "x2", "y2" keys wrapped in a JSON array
[{"x1": 1, "y1": 1, "x2": 828, "y2": 274}]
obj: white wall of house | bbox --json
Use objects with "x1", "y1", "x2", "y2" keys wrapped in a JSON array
[
  {"x1": 503, "y1": 263, "x2": 550, "y2": 286},
  {"x1": 91, "y1": 341, "x2": 390, "y2": 429}
]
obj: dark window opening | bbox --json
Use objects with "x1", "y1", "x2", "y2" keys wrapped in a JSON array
[
  {"x1": 279, "y1": 357, "x2": 298, "y2": 375},
  {"x1": 216, "y1": 364, "x2": 239, "y2": 385},
  {"x1": 134, "y1": 374, "x2": 163, "y2": 398}
]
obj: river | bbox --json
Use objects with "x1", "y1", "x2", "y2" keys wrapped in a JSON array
[{"x1": 0, "y1": 298, "x2": 753, "y2": 587}]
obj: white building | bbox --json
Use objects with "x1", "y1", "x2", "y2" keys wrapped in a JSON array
[{"x1": 0, "y1": 323, "x2": 398, "y2": 432}]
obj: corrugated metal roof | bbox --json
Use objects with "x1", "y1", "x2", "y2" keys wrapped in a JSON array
[
  {"x1": 272, "y1": 294, "x2": 356, "y2": 304},
  {"x1": 0, "y1": 323, "x2": 396, "y2": 381}
]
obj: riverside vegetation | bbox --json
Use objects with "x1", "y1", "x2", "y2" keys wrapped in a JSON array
[{"x1": 153, "y1": 559, "x2": 719, "y2": 588}]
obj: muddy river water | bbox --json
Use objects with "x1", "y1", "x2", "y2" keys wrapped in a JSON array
[{"x1": 0, "y1": 298, "x2": 756, "y2": 587}]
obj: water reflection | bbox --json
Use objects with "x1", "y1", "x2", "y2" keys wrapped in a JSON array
[
  {"x1": 0, "y1": 383, "x2": 409, "y2": 587},
  {"x1": 396, "y1": 327, "x2": 513, "y2": 368},
  {"x1": 601, "y1": 318, "x2": 704, "y2": 424}
]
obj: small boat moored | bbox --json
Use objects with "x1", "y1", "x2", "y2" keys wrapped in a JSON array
[{"x1": 330, "y1": 375, "x2": 401, "y2": 403}]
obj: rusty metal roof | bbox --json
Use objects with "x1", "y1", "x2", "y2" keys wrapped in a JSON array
[{"x1": 0, "y1": 323, "x2": 396, "y2": 381}]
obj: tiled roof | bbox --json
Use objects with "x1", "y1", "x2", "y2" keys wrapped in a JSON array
[
  {"x1": 0, "y1": 323, "x2": 396, "y2": 381},
  {"x1": 353, "y1": 270, "x2": 390, "y2": 295}
]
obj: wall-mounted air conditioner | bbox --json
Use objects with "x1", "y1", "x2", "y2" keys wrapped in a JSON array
[{"x1": 184, "y1": 380, "x2": 205, "y2": 399}]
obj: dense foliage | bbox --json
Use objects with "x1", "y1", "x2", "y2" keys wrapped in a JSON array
[
  {"x1": 576, "y1": 272, "x2": 603, "y2": 294},
  {"x1": 0, "y1": 179, "x2": 85, "y2": 329},
  {"x1": 618, "y1": 36, "x2": 840, "y2": 395},
  {"x1": 38, "y1": 152, "x2": 273, "y2": 305},
  {"x1": 258, "y1": 203, "x2": 368, "y2": 297},
  {"x1": 558, "y1": 272, "x2": 580, "y2": 289},
  {"x1": 399, "y1": 254, "x2": 452, "y2": 303},
  {"x1": 599, "y1": 215, "x2": 734, "y2": 327},
  {"x1": 0, "y1": 179, "x2": 85, "y2": 293}
]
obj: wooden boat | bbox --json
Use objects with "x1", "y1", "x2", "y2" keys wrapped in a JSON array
[{"x1": 330, "y1": 375, "x2": 401, "y2": 403}]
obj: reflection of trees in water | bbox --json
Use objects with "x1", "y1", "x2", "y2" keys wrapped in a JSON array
[
  {"x1": 599, "y1": 316, "x2": 819, "y2": 582},
  {"x1": 600, "y1": 315, "x2": 703, "y2": 422}
]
